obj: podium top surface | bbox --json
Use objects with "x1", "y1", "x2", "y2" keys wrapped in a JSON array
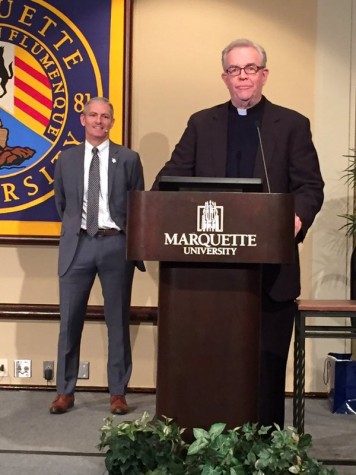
[
  {"x1": 158, "y1": 176, "x2": 263, "y2": 192},
  {"x1": 127, "y1": 191, "x2": 295, "y2": 264}
]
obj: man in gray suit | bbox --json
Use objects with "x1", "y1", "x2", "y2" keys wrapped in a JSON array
[
  {"x1": 50, "y1": 97, "x2": 144, "y2": 415},
  {"x1": 152, "y1": 39, "x2": 324, "y2": 428}
]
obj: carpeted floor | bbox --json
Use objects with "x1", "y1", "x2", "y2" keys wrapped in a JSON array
[
  {"x1": 0, "y1": 390, "x2": 355, "y2": 474},
  {"x1": 0, "y1": 391, "x2": 155, "y2": 475}
]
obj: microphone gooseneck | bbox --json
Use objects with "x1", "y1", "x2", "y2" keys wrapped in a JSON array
[{"x1": 255, "y1": 123, "x2": 271, "y2": 193}]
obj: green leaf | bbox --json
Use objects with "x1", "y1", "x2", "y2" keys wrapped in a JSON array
[
  {"x1": 208, "y1": 422, "x2": 227, "y2": 438},
  {"x1": 187, "y1": 438, "x2": 209, "y2": 455},
  {"x1": 193, "y1": 427, "x2": 210, "y2": 439}
]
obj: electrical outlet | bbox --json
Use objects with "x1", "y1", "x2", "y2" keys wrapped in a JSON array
[
  {"x1": 0, "y1": 358, "x2": 8, "y2": 377},
  {"x1": 14, "y1": 359, "x2": 32, "y2": 378},
  {"x1": 43, "y1": 361, "x2": 55, "y2": 380},
  {"x1": 78, "y1": 361, "x2": 89, "y2": 379}
]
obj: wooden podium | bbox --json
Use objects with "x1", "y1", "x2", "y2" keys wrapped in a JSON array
[{"x1": 127, "y1": 191, "x2": 294, "y2": 434}]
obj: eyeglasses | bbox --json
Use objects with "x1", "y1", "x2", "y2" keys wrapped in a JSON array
[{"x1": 225, "y1": 64, "x2": 265, "y2": 77}]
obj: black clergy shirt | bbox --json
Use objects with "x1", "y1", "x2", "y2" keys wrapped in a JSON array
[{"x1": 226, "y1": 97, "x2": 265, "y2": 178}]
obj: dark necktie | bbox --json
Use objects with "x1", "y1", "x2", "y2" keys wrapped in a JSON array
[{"x1": 86, "y1": 147, "x2": 100, "y2": 236}]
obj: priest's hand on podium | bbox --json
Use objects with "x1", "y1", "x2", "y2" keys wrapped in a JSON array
[{"x1": 295, "y1": 214, "x2": 302, "y2": 237}]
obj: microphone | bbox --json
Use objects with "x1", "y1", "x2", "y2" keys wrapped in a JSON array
[{"x1": 255, "y1": 121, "x2": 271, "y2": 193}]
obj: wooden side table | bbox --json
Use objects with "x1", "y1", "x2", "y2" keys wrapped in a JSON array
[{"x1": 293, "y1": 299, "x2": 356, "y2": 434}]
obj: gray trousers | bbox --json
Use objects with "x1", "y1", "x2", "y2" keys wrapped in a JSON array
[{"x1": 56, "y1": 232, "x2": 134, "y2": 395}]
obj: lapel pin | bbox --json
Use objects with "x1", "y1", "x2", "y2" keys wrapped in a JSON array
[{"x1": 112, "y1": 158, "x2": 116, "y2": 163}]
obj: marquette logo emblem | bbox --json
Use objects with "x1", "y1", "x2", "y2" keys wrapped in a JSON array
[
  {"x1": 198, "y1": 200, "x2": 223, "y2": 232},
  {"x1": 0, "y1": 1, "x2": 102, "y2": 214},
  {"x1": 164, "y1": 200, "x2": 257, "y2": 256}
]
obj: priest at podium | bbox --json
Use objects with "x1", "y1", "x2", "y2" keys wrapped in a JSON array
[{"x1": 152, "y1": 38, "x2": 324, "y2": 428}]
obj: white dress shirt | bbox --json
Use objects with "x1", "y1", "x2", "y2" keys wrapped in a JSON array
[{"x1": 81, "y1": 140, "x2": 119, "y2": 230}]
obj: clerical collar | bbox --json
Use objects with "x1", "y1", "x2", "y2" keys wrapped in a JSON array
[{"x1": 232, "y1": 96, "x2": 266, "y2": 116}]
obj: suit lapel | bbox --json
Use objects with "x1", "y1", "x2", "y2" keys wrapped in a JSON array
[
  {"x1": 254, "y1": 100, "x2": 280, "y2": 186},
  {"x1": 108, "y1": 141, "x2": 120, "y2": 197},
  {"x1": 75, "y1": 143, "x2": 85, "y2": 204}
]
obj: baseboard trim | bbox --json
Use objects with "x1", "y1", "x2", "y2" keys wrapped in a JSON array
[
  {"x1": 0, "y1": 385, "x2": 156, "y2": 392},
  {"x1": 0, "y1": 386, "x2": 326, "y2": 398},
  {"x1": 0, "y1": 303, "x2": 158, "y2": 323},
  {"x1": 285, "y1": 391, "x2": 327, "y2": 398}
]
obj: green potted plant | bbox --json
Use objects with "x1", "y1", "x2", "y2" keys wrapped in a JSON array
[
  {"x1": 99, "y1": 412, "x2": 186, "y2": 474},
  {"x1": 98, "y1": 412, "x2": 336, "y2": 474},
  {"x1": 339, "y1": 149, "x2": 356, "y2": 237}
]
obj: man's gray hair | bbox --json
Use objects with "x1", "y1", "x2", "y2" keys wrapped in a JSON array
[
  {"x1": 221, "y1": 39, "x2": 267, "y2": 70},
  {"x1": 83, "y1": 97, "x2": 114, "y2": 117}
]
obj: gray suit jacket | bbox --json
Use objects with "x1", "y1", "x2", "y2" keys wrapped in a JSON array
[
  {"x1": 152, "y1": 98, "x2": 324, "y2": 301},
  {"x1": 54, "y1": 140, "x2": 145, "y2": 276}
]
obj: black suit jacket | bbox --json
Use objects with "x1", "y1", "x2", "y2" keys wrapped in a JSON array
[
  {"x1": 152, "y1": 98, "x2": 324, "y2": 301},
  {"x1": 54, "y1": 140, "x2": 145, "y2": 276}
]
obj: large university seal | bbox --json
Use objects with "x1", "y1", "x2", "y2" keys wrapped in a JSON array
[{"x1": 0, "y1": 0, "x2": 103, "y2": 222}]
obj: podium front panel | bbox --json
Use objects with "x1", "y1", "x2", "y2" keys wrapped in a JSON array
[
  {"x1": 127, "y1": 191, "x2": 294, "y2": 264},
  {"x1": 156, "y1": 262, "x2": 261, "y2": 434}
]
